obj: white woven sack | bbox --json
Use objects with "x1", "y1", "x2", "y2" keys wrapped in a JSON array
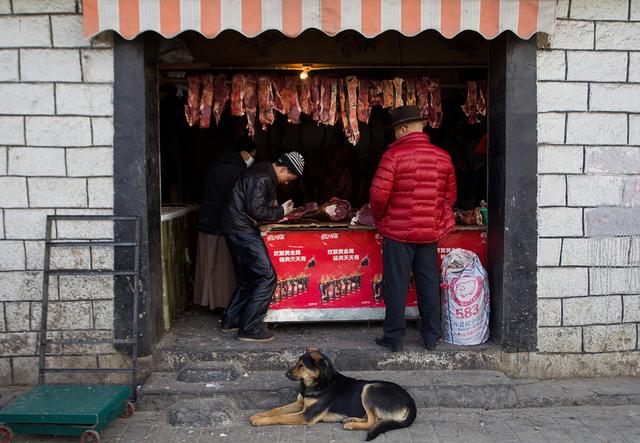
[{"x1": 441, "y1": 248, "x2": 490, "y2": 345}]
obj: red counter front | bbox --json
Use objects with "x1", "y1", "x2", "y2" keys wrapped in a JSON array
[{"x1": 262, "y1": 225, "x2": 487, "y2": 322}]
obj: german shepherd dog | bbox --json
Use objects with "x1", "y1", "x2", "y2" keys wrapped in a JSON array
[{"x1": 250, "y1": 348, "x2": 416, "y2": 441}]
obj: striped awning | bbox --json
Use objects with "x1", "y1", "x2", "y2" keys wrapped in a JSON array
[{"x1": 83, "y1": 0, "x2": 556, "y2": 41}]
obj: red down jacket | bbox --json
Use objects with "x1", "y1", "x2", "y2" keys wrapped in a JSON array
[{"x1": 370, "y1": 132, "x2": 456, "y2": 244}]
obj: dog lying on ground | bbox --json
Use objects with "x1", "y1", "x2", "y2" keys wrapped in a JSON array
[{"x1": 249, "y1": 348, "x2": 416, "y2": 441}]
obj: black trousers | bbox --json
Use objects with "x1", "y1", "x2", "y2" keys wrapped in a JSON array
[
  {"x1": 382, "y1": 238, "x2": 441, "y2": 346},
  {"x1": 223, "y1": 232, "x2": 276, "y2": 335}
]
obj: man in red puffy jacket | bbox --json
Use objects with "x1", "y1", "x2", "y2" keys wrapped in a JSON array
[{"x1": 370, "y1": 105, "x2": 457, "y2": 352}]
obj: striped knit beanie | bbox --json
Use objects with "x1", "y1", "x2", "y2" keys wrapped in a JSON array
[{"x1": 279, "y1": 151, "x2": 305, "y2": 177}]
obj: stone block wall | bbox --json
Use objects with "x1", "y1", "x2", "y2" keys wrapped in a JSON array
[
  {"x1": 0, "y1": 0, "x2": 117, "y2": 384},
  {"x1": 537, "y1": 0, "x2": 640, "y2": 357}
]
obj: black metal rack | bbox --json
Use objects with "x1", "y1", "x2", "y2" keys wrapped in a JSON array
[{"x1": 38, "y1": 215, "x2": 141, "y2": 400}]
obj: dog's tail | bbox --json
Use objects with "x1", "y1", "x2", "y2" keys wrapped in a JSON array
[{"x1": 365, "y1": 397, "x2": 417, "y2": 441}]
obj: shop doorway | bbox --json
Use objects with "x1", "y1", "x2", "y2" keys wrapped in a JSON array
[{"x1": 112, "y1": 31, "x2": 538, "y2": 355}]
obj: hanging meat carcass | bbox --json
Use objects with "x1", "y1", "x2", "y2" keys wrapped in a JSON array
[
  {"x1": 319, "y1": 78, "x2": 337, "y2": 126},
  {"x1": 381, "y1": 80, "x2": 394, "y2": 108},
  {"x1": 393, "y1": 78, "x2": 404, "y2": 108},
  {"x1": 299, "y1": 78, "x2": 312, "y2": 116},
  {"x1": 243, "y1": 76, "x2": 258, "y2": 137},
  {"x1": 329, "y1": 79, "x2": 338, "y2": 125},
  {"x1": 357, "y1": 79, "x2": 371, "y2": 123},
  {"x1": 199, "y1": 74, "x2": 214, "y2": 128},
  {"x1": 286, "y1": 77, "x2": 302, "y2": 124},
  {"x1": 426, "y1": 78, "x2": 443, "y2": 128},
  {"x1": 310, "y1": 77, "x2": 321, "y2": 121},
  {"x1": 184, "y1": 75, "x2": 202, "y2": 127},
  {"x1": 230, "y1": 74, "x2": 246, "y2": 116},
  {"x1": 462, "y1": 81, "x2": 480, "y2": 124},
  {"x1": 369, "y1": 81, "x2": 383, "y2": 107},
  {"x1": 271, "y1": 77, "x2": 291, "y2": 115},
  {"x1": 405, "y1": 78, "x2": 417, "y2": 106},
  {"x1": 213, "y1": 74, "x2": 229, "y2": 125},
  {"x1": 345, "y1": 76, "x2": 360, "y2": 145},
  {"x1": 416, "y1": 77, "x2": 429, "y2": 120},
  {"x1": 258, "y1": 76, "x2": 275, "y2": 130},
  {"x1": 477, "y1": 80, "x2": 487, "y2": 117},
  {"x1": 338, "y1": 79, "x2": 349, "y2": 135}
]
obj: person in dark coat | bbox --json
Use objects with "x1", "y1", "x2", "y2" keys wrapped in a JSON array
[
  {"x1": 193, "y1": 137, "x2": 257, "y2": 311},
  {"x1": 370, "y1": 106, "x2": 457, "y2": 352},
  {"x1": 222, "y1": 151, "x2": 305, "y2": 342}
]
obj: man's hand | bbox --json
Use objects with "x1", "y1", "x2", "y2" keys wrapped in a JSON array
[{"x1": 281, "y1": 200, "x2": 294, "y2": 216}]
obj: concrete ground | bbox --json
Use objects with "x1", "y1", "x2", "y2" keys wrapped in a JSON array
[{"x1": 2, "y1": 405, "x2": 640, "y2": 442}]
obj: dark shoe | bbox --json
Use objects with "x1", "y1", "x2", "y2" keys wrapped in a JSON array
[
  {"x1": 425, "y1": 338, "x2": 442, "y2": 351},
  {"x1": 221, "y1": 320, "x2": 239, "y2": 333},
  {"x1": 375, "y1": 337, "x2": 403, "y2": 352},
  {"x1": 238, "y1": 327, "x2": 275, "y2": 342}
]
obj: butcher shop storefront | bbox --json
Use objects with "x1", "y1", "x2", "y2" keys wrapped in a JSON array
[{"x1": 84, "y1": 0, "x2": 554, "y2": 354}]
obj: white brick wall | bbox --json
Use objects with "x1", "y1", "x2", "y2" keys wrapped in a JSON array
[
  {"x1": 538, "y1": 1, "x2": 640, "y2": 356},
  {"x1": 0, "y1": 2, "x2": 117, "y2": 384}
]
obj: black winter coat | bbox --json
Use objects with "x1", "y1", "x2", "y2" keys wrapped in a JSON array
[
  {"x1": 224, "y1": 161, "x2": 284, "y2": 233},
  {"x1": 198, "y1": 149, "x2": 247, "y2": 235}
]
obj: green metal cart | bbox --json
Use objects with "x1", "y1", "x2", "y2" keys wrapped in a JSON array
[
  {"x1": 0, "y1": 385, "x2": 134, "y2": 442},
  {"x1": 0, "y1": 216, "x2": 141, "y2": 443}
]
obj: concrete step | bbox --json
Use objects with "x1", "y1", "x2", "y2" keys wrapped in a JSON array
[
  {"x1": 153, "y1": 308, "x2": 499, "y2": 372},
  {"x1": 138, "y1": 366, "x2": 640, "y2": 414}
]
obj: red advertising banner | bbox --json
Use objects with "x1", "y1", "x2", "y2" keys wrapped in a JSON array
[{"x1": 262, "y1": 227, "x2": 487, "y2": 317}]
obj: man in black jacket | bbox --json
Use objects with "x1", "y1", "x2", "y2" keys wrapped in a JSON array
[
  {"x1": 194, "y1": 138, "x2": 257, "y2": 311},
  {"x1": 222, "y1": 151, "x2": 305, "y2": 341}
]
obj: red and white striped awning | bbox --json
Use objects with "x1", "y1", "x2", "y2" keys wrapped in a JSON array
[{"x1": 83, "y1": 0, "x2": 556, "y2": 41}]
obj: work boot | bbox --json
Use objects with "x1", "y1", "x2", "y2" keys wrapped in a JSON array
[
  {"x1": 375, "y1": 337, "x2": 403, "y2": 352},
  {"x1": 425, "y1": 338, "x2": 442, "y2": 351},
  {"x1": 238, "y1": 326, "x2": 275, "y2": 342}
]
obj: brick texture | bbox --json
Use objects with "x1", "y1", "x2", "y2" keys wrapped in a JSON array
[{"x1": 0, "y1": 5, "x2": 115, "y2": 384}]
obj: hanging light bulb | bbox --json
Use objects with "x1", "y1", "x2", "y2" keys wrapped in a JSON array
[{"x1": 299, "y1": 66, "x2": 310, "y2": 80}]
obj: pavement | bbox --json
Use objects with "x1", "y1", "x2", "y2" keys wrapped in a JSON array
[{"x1": 1, "y1": 404, "x2": 640, "y2": 442}]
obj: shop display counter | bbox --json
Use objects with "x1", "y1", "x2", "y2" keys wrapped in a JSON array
[{"x1": 261, "y1": 223, "x2": 487, "y2": 322}]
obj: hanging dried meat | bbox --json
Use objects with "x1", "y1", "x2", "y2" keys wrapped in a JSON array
[
  {"x1": 184, "y1": 75, "x2": 202, "y2": 127},
  {"x1": 345, "y1": 76, "x2": 360, "y2": 145},
  {"x1": 286, "y1": 77, "x2": 302, "y2": 124},
  {"x1": 357, "y1": 79, "x2": 371, "y2": 123},
  {"x1": 416, "y1": 77, "x2": 429, "y2": 120},
  {"x1": 258, "y1": 76, "x2": 275, "y2": 130},
  {"x1": 426, "y1": 78, "x2": 442, "y2": 128},
  {"x1": 381, "y1": 80, "x2": 394, "y2": 108},
  {"x1": 319, "y1": 78, "x2": 338, "y2": 126},
  {"x1": 310, "y1": 77, "x2": 321, "y2": 121},
  {"x1": 213, "y1": 74, "x2": 229, "y2": 125},
  {"x1": 369, "y1": 81, "x2": 383, "y2": 107},
  {"x1": 462, "y1": 81, "x2": 479, "y2": 124},
  {"x1": 243, "y1": 75, "x2": 258, "y2": 137},
  {"x1": 299, "y1": 78, "x2": 312, "y2": 116},
  {"x1": 199, "y1": 74, "x2": 214, "y2": 128},
  {"x1": 393, "y1": 77, "x2": 404, "y2": 108},
  {"x1": 271, "y1": 77, "x2": 291, "y2": 115},
  {"x1": 338, "y1": 79, "x2": 349, "y2": 134},
  {"x1": 477, "y1": 80, "x2": 487, "y2": 117},
  {"x1": 230, "y1": 74, "x2": 246, "y2": 117},
  {"x1": 405, "y1": 78, "x2": 416, "y2": 106},
  {"x1": 329, "y1": 79, "x2": 338, "y2": 125}
]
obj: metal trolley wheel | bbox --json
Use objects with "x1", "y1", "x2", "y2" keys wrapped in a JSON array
[
  {"x1": 80, "y1": 430, "x2": 100, "y2": 443},
  {"x1": 120, "y1": 401, "x2": 135, "y2": 418},
  {"x1": 0, "y1": 426, "x2": 13, "y2": 443}
]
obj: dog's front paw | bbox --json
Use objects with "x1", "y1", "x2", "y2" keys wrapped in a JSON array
[
  {"x1": 250, "y1": 414, "x2": 265, "y2": 426},
  {"x1": 343, "y1": 422, "x2": 357, "y2": 430}
]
